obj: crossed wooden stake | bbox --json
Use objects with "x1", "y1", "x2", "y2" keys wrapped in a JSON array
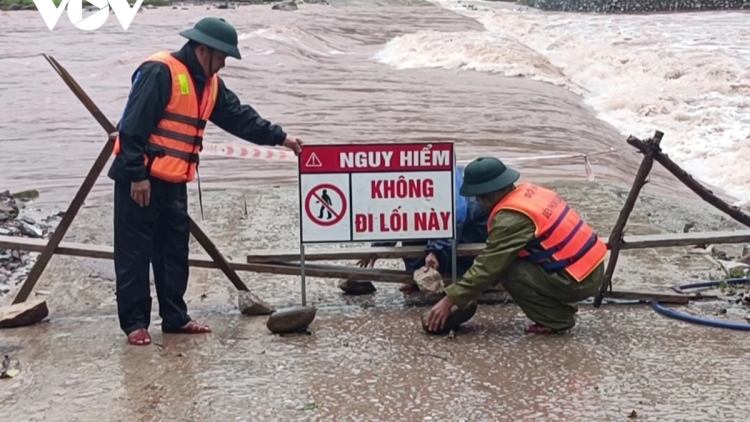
[{"x1": 593, "y1": 131, "x2": 750, "y2": 307}]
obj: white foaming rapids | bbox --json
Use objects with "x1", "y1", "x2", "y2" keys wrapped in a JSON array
[
  {"x1": 240, "y1": 25, "x2": 345, "y2": 57},
  {"x1": 373, "y1": 30, "x2": 585, "y2": 95},
  {"x1": 376, "y1": 0, "x2": 750, "y2": 203}
]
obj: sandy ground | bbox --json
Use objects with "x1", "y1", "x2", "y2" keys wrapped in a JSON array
[{"x1": 2, "y1": 178, "x2": 750, "y2": 421}]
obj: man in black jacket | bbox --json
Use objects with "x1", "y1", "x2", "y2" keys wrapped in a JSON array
[{"x1": 108, "y1": 17, "x2": 303, "y2": 346}]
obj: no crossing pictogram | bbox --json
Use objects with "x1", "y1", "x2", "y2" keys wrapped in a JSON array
[{"x1": 305, "y1": 183, "x2": 347, "y2": 227}]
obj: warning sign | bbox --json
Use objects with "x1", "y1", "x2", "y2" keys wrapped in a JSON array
[
  {"x1": 305, "y1": 153, "x2": 322, "y2": 168},
  {"x1": 298, "y1": 142, "x2": 455, "y2": 244}
]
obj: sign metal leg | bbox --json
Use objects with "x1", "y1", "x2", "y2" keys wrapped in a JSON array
[
  {"x1": 451, "y1": 238, "x2": 457, "y2": 285},
  {"x1": 300, "y1": 241, "x2": 307, "y2": 306}
]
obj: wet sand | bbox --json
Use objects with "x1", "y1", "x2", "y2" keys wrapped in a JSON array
[{"x1": 2, "y1": 178, "x2": 750, "y2": 421}]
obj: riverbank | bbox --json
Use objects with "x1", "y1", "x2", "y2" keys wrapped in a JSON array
[
  {"x1": 2, "y1": 178, "x2": 750, "y2": 421},
  {"x1": 0, "y1": 190, "x2": 62, "y2": 298}
]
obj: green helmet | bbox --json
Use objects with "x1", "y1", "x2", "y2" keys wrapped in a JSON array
[
  {"x1": 459, "y1": 156, "x2": 520, "y2": 197},
  {"x1": 180, "y1": 17, "x2": 242, "y2": 60}
]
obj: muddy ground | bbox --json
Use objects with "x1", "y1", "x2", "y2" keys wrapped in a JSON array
[{"x1": 2, "y1": 178, "x2": 750, "y2": 421}]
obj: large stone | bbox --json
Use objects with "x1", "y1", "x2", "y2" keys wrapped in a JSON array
[
  {"x1": 338, "y1": 279, "x2": 377, "y2": 295},
  {"x1": 238, "y1": 291, "x2": 275, "y2": 316},
  {"x1": 267, "y1": 306, "x2": 316, "y2": 334},
  {"x1": 421, "y1": 301, "x2": 478, "y2": 335},
  {"x1": 413, "y1": 267, "x2": 443, "y2": 295},
  {"x1": 11, "y1": 189, "x2": 39, "y2": 201},
  {"x1": 272, "y1": 0, "x2": 298, "y2": 10},
  {"x1": 0, "y1": 299, "x2": 49, "y2": 329}
]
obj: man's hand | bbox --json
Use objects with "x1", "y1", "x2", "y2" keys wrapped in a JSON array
[
  {"x1": 131, "y1": 180, "x2": 151, "y2": 207},
  {"x1": 427, "y1": 296, "x2": 454, "y2": 332},
  {"x1": 282, "y1": 136, "x2": 303, "y2": 155},
  {"x1": 425, "y1": 252, "x2": 439, "y2": 270}
]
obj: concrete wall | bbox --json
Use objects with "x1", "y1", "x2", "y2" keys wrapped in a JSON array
[{"x1": 516, "y1": 0, "x2": 750, "y2": 13}]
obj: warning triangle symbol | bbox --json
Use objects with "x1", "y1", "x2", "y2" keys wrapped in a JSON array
[{"x1": 306, "y1": 152, "x2": 322, "y2": 168}]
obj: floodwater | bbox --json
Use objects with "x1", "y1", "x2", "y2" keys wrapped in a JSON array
[
  {"x1": 2, "y1": 1, "x2": 750, "y2": 421},
  {"x1": 0, "y1": 0, "x2": 710, "y2": 212}
]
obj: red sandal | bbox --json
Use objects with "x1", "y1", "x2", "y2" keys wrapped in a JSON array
[
  {"x1": 127, "y1": 328, "x2": 152, "y2": 346},
  {"x1": 168, "y1": 320, "x2": 212, "y2": 334},
  {"x1": 524, "y1": 324, "x2": 555, "y2": 335}
]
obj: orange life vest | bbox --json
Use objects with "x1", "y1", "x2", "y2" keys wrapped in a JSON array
[
  {"x1": 487, "y1": 183, "x2": 607, "y2": 282},
  {"x1": 113, "y1": 51, "x2": 219, "y2": 183}
]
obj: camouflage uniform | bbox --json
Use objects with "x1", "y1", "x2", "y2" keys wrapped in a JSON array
[{"x1": 445, "y1": 157, "x2": 605, "y2": 332}]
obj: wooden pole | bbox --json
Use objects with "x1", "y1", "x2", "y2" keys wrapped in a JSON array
[
  {"x1": 627, "y1": 136, "x2": 750, "y2": 228},
  {"x1": 11, "y1": 54, "x2": 255, "y2": 303},
  {"x1": 11, "y1": 55, "x2": 119, "y2": 304},
  {"x1": 243, "y1": 229, "x2": 750, "y2": 262},
  {"x1": 592, "y1": 131, "x2": 662, "y2": 308}
]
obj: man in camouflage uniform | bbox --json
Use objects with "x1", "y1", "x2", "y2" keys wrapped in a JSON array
[{"x1": 426, "y1": 157, "x2": 607, "y2": 334}]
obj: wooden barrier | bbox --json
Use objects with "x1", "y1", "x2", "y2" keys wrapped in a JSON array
[
  {"x1": 592, "y1": 131, "x2": 750, "y2": 306},
  {"x1": 0, "y1": 235, "x2": 706, "y2": 304},
  {"x1": 243, "y1": 230, "x2": 750, "y2": 262}
]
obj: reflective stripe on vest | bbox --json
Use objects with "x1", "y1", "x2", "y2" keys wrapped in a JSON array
[
  {"x1": 487, "y1": 183, "x2": 607, "y2": 282},
  {"x1": 113, "y1": 51, "x2": 219, "y2": 183}
]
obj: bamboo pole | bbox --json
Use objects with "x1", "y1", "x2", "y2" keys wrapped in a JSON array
[
  {"x1": 593, "y1": 131, "x2": 662, "y2": 307},
  {"x1": 627, "y1": 136, "x2": 750, "y2": 228}
]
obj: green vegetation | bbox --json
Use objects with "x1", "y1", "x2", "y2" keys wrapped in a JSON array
[{"x1": 0, "y1": 0, "x2": 172, "y2": 11}]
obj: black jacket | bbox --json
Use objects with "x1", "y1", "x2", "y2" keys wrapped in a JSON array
[{"x1": 107, "y1": 42, "x2": 288, "y2": 183}]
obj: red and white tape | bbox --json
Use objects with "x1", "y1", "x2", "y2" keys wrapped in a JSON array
[
  {"x1": 202, "y1": 142, "x2": 297, "y2": 162},
  {"x1": 201, "y1": 141, "x2": 618, "y2": 181}
]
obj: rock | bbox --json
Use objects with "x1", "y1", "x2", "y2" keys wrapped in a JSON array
[
  {"x1": 0, "y1": 299, "x2": 49, "y2": 329},
  {"x1": 0, "y1": 203, "x2": 18, "y2": 221},
  {"x1": 338, "y1": 279, "x2": 377, "y2": 295},
  {"x1": 420, "y1": 301, "x2": 478, "y2": 335},
  {"x1": 238, "y1": 291, "x2": 275, "y2": 316},
  {"x1": 413, "y1": 267, "x2": 443, "y2": 295},
  {"x1": 0, "y1": 227, "x2": 10, "y2": 235},
  {"x1": 272, "y1": 1, "x2": 298, "y2": 10},
  {"x1": 11, "y1": 189, "x2": 39, "y2": 201},
  {"x1": 17, "y1": 221, "x2": 43, "y2": 238},
  {"x1": 267, "y1": 306, "x2": 316, "y2": 334}
]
